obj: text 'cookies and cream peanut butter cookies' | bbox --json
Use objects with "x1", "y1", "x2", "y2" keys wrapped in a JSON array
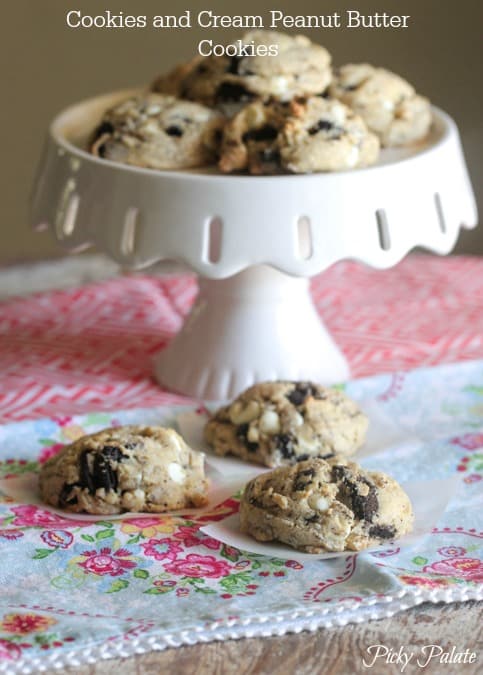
[
  {"x1": 153, "y1": 30, "x2": 332, "y2": 115},
  {"x1": 39, "y1": 425, "x2": 209, "y2": 515},
  {"x1": 89, "y1": 93, "x2": 224, "y2": 170},
  {"x1": 329, "y1": 63, "x2": 432, "y2": 147},
  {"x1": 240, "y1": 456, "x2": 414, "y2": 552},
  {"x1": 204, "y1": 381, "x2": 368, "y2": 467}
]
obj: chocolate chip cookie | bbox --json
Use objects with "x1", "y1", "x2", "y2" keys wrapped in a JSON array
[
  {"x1": 204, "y1": 381, "x2": 368, "y2": 467},
  {"x1": 90, "y1": 93, "x2": 224, "y2": 170},
  {"x1": 240, "y1": 456, "x2": 414, "y2": 552},
  {"x1": 39, "y1": 425, "x2": 209, "y2": 515},
  {"x1": 329, "y1": 63, "x2": 432, "y2": 147},
  {"x1": 279, "y1": 96, "x2": 380, "y2": 172},
  {"x1": 218, "y1": 97, "x2": 379, "y2": 174}
]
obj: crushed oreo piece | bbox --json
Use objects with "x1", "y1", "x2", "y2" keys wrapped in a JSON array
[
  {"x1": 368, "y1": 525, "x2": 396, "y2": 540},
  {"x1": 78, "y1": 447, "x2": 125, "y2": 494},
  {"x1": 337, "y1": 474, "x2": 378, "y2": 522},
  {"x1": 215, "y1": 82, "x2": 255, "y2": 104},
  {"x1": 294, "y1": 467, "x2": 316, "y2": 491},
  {"x1": 287, "y1": 383, "x2": 321, "y2": 406},
  {"x1": 257, "y1": 147, "x2": 281, "y2": 170},
  {"x1": 93, "y1": 121, "x2": 114, "y2": 139},
  {"x1": 101, "y1": 445, "x2": 125, "y2": 462},
  {"x1": 308, "y1": 119, "x2": 335, "y2": 135},
  {"x1": 243, "y1": 124, "x2": 278, "y2": 143},
  {"x1": 227, "y1": 56, "x2": 241, "y2": 74},
  {"x1": 79, "y1": 450, "x2": 95, "y2": 493},
  {"x1": 97, "y1": 144, "x2": 108, "y2": 158},
  {"x1": 272, "y1": 433, "x2": 296, "y2": 459},
  {"x1": 59, "y1": 483, "x2": 79, "y2": 506},
  {"x1": 236, "y1": 423, "x2": 259, "y2": 453},
  {"x1": 165, "y1": 125, "x2": 183, "y2": 137},
  {"x1": 93, "y1": 453, "x2": 119, "y2": 492}
]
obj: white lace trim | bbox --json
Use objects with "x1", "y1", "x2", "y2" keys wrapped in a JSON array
[{"x1": 3, "y1": 585, "x2": 482, "y2": 673}]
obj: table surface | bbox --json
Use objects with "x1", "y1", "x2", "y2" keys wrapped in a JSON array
[{"x1": 1, "y1": 255, "x2": 482, "y2": 675}]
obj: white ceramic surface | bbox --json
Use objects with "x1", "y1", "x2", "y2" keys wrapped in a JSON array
[{"x1": 31, "y1": 90, "x2": 478, "y2": 399}]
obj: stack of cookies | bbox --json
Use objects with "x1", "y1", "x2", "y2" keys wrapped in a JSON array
[{"x1": 89, "y1": 30, "x2": 432, "y2": 174}]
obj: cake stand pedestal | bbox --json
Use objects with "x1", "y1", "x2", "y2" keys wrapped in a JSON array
[{"x1": 31, "y1": 90, "x2": 478, "y2": 399}]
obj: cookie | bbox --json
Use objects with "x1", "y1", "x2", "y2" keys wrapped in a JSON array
[
  {"x1": 232, "y1": 31, "x2": 332, "y2": 102},
  {"x1": 329, "y1": 63, "x2": 432, "y2": 147},
  {"x1": 219, "y1": 97, "x2": 379, "y2": 174},
  {"x1": 218, "y1": 100, "x2": 288, "y2": 174},
  {"x1": 90, "y1": 93, "x2": 224, "y2": 170},
  {"x1": 39, "y1": 425, "x2": 209, "y2": 515},
  {"x1": 204, "y1": 381, "x2": 368, "y2": 467},
  {"x1": 279, "y1": 96, "x2": 380, "y2": 172},
  {"x1": 154, "y1": 31, "x2": 332, "y2": 114},
  {"x1": 240, "y1": 456, "x2": 414, "y2": 552}
]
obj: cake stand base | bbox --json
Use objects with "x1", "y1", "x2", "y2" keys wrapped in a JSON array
[{"x1": 154, "y1": 265, "x2": 349, "y2": 400}]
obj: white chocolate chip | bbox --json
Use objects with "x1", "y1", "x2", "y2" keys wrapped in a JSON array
[
  {"x1": 168, "y1": 462, "x2": 186, "y2": 484},
  {"x1": 293, "y1": 412, "x2": 304, "y2": 428},
  {"x1": 229, "y1": 400, "x2": 261, "y2": 425},
  {"x1": 168, "y1": 432, "x2": 183, "y2": 454},
  {"x1": 271, "y1": 76, "x2": 289, "y2": 95},
  {"x1": 308, "y1": 495, "x2": 330, "y2": 512},
  {"x1": 259, "y1": 410, "x2": 281, "y2": 435}
]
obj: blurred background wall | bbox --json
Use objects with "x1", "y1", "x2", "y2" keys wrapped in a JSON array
[{"x1": 1, "y1": 0, "x2": 481, "y2": 263}]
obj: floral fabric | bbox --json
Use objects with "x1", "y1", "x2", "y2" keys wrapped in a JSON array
[{"x1": 0, "y1": 359, "x2": 482, "y2": 670}]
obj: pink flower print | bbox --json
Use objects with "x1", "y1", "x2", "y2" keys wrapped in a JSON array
[
  {"x1": 0, "y1": 529, "x2": 24, "y2": 540},
  {"x1": 451, "y1": 433, "x2": 483, "y2": 450},
  {"x1": 1, "y1": 613, "x2": 56, "y2": 635},
  {"x1": 399, "y1": 575, "x2": 452, "y2": 588},
  {"x1": 464, "y1": 474, "x2": 482, "y2": 484},
  {"x1": 174, "y1": 526, "x2": 220, "y2": 550},
  {"x1": 164, "y1": 554, "x2": 232, "y2": 579},
  {"x1": 437, "y1": 546, "x2": 466, "y2": 558},
  {"x1": 141, "y1": 538, "x2": 182, "y2": 562},
  {"x1": 285, "y1": 560, "x2": 303, "y2": 570},
  {"x1": 40, "y1": 530, "x2": 74, "y2": 549},
  {"x1": 0, "y1": 639, "x2": 21, "y2": 661},
  {"x1": 423, "y1": 557, "x2": 483, "y2": 582},
  {"x1": 51, "y1": 415, "x2": 73, "y2": 427},
  {"x1": 38, "y1": 443, "x2": 65, "y2": 464},
  {"x1": 176, "y1": 587, "x2": 189, "y2": 597},
  {"x1": 78, "y1": 547, "x2": 136, "y2": 576},
  {"x1": 10, "y1": 505, "x2": 90, "y2": 529}
]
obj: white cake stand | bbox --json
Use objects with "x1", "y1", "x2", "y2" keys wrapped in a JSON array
[{"x1": 31, "y1": 90, "x2": 478, "y2": 399}]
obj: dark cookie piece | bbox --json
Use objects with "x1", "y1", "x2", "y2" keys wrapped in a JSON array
[
  {"x1": 236, "y1": 423, "x2": 259, "y2": 453},
  {"x1": 293, "y1": 467, "x2": 316, "y2": 491},
  {"x1": 59, "y1": 483, "x2": 79, "y2": 507},
  {"x1": 369, "y1": 524, "x2": 396, "y2": 540},
  {"x1": 215, "y1": 82, "x2": 256, "y2": 104},
  {"x1": 286, "y1": 382, "x2": 322, "y2": 406},
  {"x1": 333, "y1": 465, "x2": 379, "y2": 522},
  {"x1": 242, "y1": 124, "x2": 279, "y2": 143},
  {"x1": 78, "y1": 446, "x2": 126, "y2": 494},
  {"x1": 165, "y1": 125, "x2": 184, "y2": 137},
  {"x1": 272, "y1": 433, "x2": 297, "y2": 459}
]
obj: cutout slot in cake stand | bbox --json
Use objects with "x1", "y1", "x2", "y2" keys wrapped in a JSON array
[{"x1": 31, "y1": 90, "x2": 478, "y2": 399}]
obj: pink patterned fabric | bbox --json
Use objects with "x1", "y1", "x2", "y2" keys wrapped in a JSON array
[{"x1": 1, "y1": 255, "x2": 482, "y2": 422}]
